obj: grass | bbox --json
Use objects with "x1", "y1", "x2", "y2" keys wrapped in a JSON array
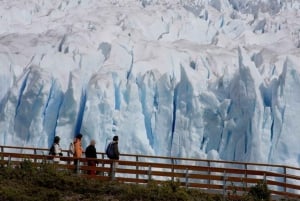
[{"x1": 0, "y1": 160, "x2": 295, "y2": 201}]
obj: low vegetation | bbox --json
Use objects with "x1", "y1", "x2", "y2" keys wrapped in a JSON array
[{"x1": 0, "y1": 160, "x2": 293, "y2": 201}]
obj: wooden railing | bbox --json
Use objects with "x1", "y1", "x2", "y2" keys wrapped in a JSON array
[{"x1": 0, "y1": 145, "x2": 300, "y2": 199}]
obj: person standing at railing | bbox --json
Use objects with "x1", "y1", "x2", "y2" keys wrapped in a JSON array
[
  {"x1": 85, "y1": 139, "x2": 98, "y2": 175},
  {"x1": 106, "y1": 135, "x2": 120, "y2": 160},
  {"x1": 106, "y1": 135, "x2": 120, "y2": 179},
  {"x1": 49, "y1": 136, "x2": 63, "y2": 163},
  {"x1": 73, "y1": 133, "x2": 83, "y2": 173}
]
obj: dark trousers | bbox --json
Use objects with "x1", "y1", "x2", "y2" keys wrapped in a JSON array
[
  {"x1": 74, "y1": 159, "x2": 79, "y2": 173},
  {"x1": 109, "y1": 160, "x2": 118, "y2": 179}
]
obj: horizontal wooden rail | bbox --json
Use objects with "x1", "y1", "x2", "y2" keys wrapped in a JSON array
[{"x1": 1, "y1": 145, "x2": 300, "y2": 199}]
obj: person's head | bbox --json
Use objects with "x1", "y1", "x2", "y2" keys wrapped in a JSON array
[
  {"x1": 113, "y1": 135, "x2": 118, "y2": 142},
  {"x1": 54, "y1": 136, "x2": 60, "y2": 144},
  {"x1": 90, "y1": 139, "x2": 96, "y2": 146},
  {"x1": 75, "y1": 133, "x2": 83, "y2": 140}
]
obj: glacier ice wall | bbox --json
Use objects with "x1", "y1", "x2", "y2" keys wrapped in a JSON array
[{"x1": 0, "y1": 0, "x2": 300, "y2": 166}]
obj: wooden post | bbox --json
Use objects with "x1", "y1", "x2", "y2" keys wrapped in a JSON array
[
  {"x1": 136, "y1": 156, "x2": 139, "y2": 180},
  {"x1": 207, "y1": 161, "x2": 211, "y2": 187},
  {"x1": 148, "y1": 166, "x2": 152, "y2": 182},
  {"x1": 110, "y1": 161, "x2": 117, "y2": 180},
  {"x1": 97, "y1": 154, "x2": 103, "y2": 176},
  {"x1": 185, "y1": 168, "x2": 189, "y2": 188},
  {"x1": 1, "y1": 146, "x2": 3, "y2": 161},
  {"x1": 283, "y1": 167, "x2": 287, "y2": 193},
  {"x1": 171, "y1": 158, "x2": 175, "y2": 182},
  {"x1": 244, "y1": 163, "x2": 247, "y2": 188},
  {"x1": 101, "y1": 153, "x2": 105, "y2": 167},
  {"x1": 8, "y1": 155, "x2": 11, "y2": 167},
  {"x1": 222, "y1": 171, "x2": 227, "y2": 201},
  {"x1": 34, "y1": 149, "x2": 37, "y2": 163}
]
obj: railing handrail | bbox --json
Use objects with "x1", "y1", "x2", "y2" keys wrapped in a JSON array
[
  {"x1": 1, "y1": 146, "x2": 300, "y2": 199},
  {"x1": 1, "y1": 144, "x2": 299, "y2": 171}
]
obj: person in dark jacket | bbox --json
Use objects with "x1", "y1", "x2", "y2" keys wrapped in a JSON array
[
  {"x1": 85, "y1": 139, "x2": 97, "y2": 175},
  {"x1": 109, "y1": 135, "x2": 120, "y2": 160},
  {"x1": 107, "y1": 135, "x2": 119, "y2": 179}
]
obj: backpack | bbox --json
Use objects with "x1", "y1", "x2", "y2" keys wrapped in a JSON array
[
  {"x1": 106, "y1": 142, "x2": 114, "y2": 159},
  {"x1": 49, "y1": 144, "x2": 55, "y2": 155},
  {"x1": 69, "y1": 142, "x2": 75, "y2": 156}
]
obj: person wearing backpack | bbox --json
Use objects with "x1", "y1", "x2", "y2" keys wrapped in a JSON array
[
  {"x1": 49, "y1": 136, "x2": 63, "y2": 163},
  {"x1": 106, "y1": 135, "x2": 120, "y2": 160},
  {"x1": 106, "y1": 135, "x2": 119, "y2": 179}
]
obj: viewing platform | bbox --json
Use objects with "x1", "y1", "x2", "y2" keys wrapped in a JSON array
[{"x1": 0, "y1": 145, "x2": 299, "y2": 200}]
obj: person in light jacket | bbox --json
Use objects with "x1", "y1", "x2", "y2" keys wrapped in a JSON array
[
  {"x1": 51, "y1": 136, "x2": 63, "y2": 163},
  {"x1": 53, "y1": 136, "x2": 63, "y2": 156}
]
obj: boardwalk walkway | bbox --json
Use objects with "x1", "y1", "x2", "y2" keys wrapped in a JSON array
[{"x1": 0, "y1": 145, "x2": 299, "y2": 200}]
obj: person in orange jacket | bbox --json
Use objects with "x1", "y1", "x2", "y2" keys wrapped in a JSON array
[{"x1": 73, "y1": 133, "x2": 83, "y2": 172}]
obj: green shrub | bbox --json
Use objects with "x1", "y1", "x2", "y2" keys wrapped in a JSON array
[
  {"x1": 0, "y1": 162, "x2": 285, "y2": 201},
  {"x1": 248, "y1": 181, "x2": 271, "y2": 201}
]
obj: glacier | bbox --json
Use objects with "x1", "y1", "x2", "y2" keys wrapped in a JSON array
[{"x1": 0, "y1": 0, "x2": 300, "y2": 166}]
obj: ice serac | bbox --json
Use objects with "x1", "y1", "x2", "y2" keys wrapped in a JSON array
[
  {"x1": 268, "y1": 58, "x2": 300, "y2": 166},
  {"x1": 0, "y1": 0, "x2": 300, "y2": 166},
  {"x1": 171, "y1": 66, "x2": 205, "y2": 159},
  {"x1": 0, "y1": 66, "x2": 63, "y2": 148},
  {"x1": 55, "y1": 71, "x2": 86, "y2": 148},
  {"x1": 222, "y1": 48, "x2": 265, "y2": 162}
]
